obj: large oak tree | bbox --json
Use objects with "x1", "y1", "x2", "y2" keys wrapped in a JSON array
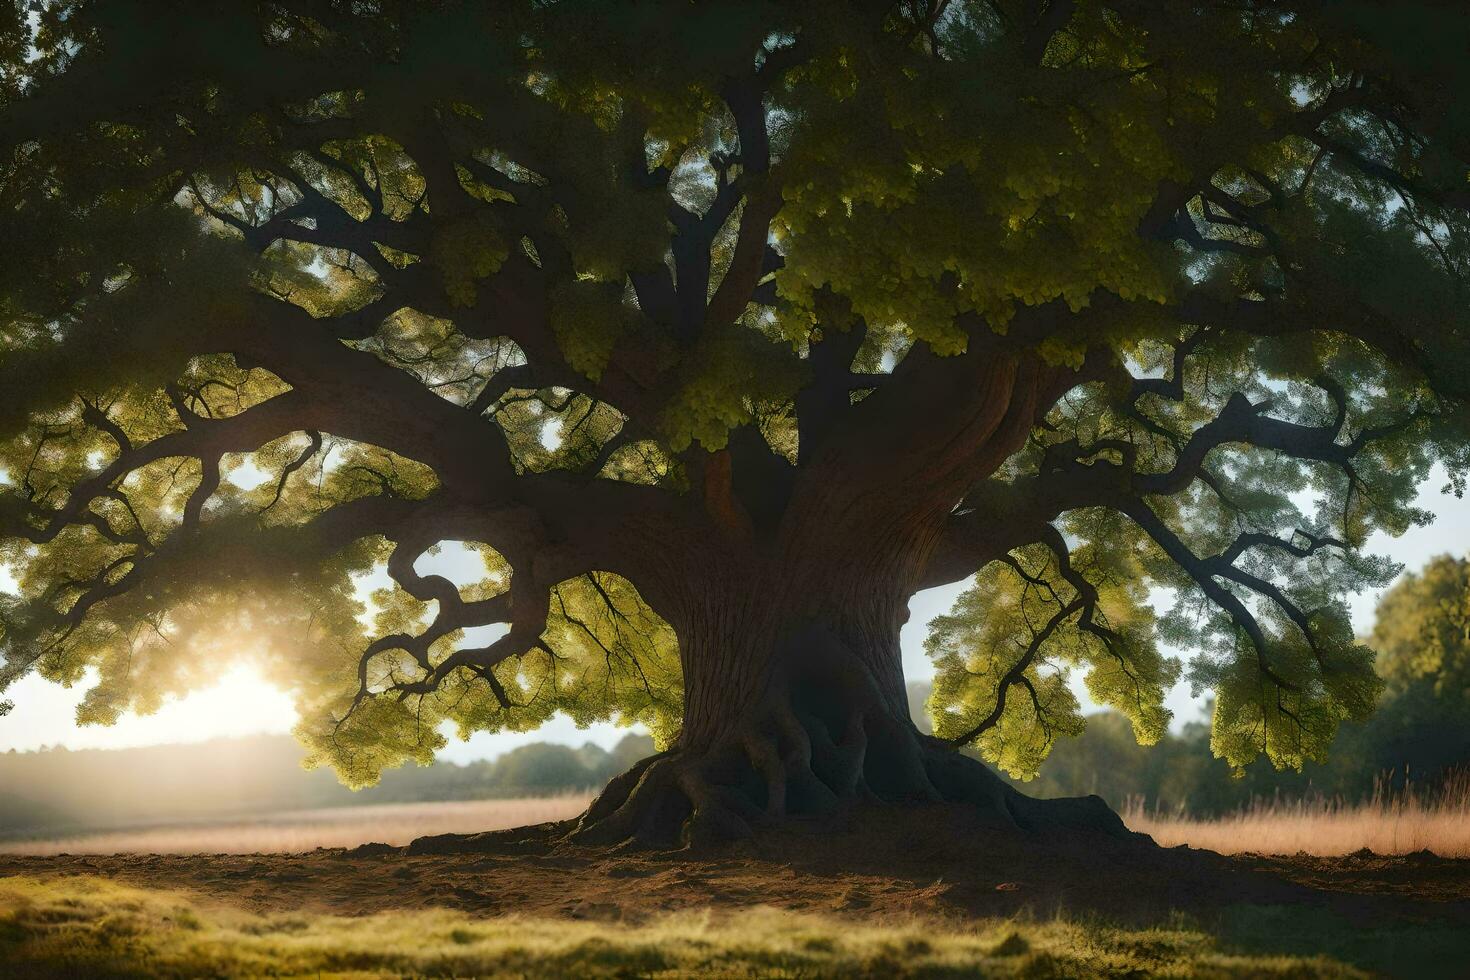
[{"x1": 2, "y1": 0, "x2": 1468, "y2": 846}]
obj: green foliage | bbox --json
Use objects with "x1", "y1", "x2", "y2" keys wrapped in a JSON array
[
  {"x1": 548, "y1": 279, "x2": 633, "y2": 381},
  {"x1": 1371, "y1": 555, "x2": 1470, "y2": 705},
  {"x1": 430, "y1": 214, "x2": 510, "y2": 308},
  {"x1": 660, "y1": 326, "x2": 806, "y2": 451},
  {"x1": 296, "y1": 569, "x2": 681, "y2": 788},
  {"x1": 927, "y1": 541, "x2": 1177, "y2": 779},
  {"x1": 960, "y1": 552, "x2": 1470, "y2": 811},
  {"x1": 775, "y1": 29, "x2": 1179, "y2": 351}
]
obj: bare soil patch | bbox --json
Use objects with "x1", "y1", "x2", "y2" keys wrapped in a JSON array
[{"x1": 1238, "y1": 848, "x2": 1470, "y2": 904}]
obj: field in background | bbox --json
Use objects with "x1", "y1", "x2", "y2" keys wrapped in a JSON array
[
  {"x1": 1125, "y1": 775, "x2": 1470, "y2": 857},
  {"x1": 7, "y1": 785, "x2": 1470, "y2": 858},
  {"x1": 0, "y1": 795, "x2": 591, "y2": 856}
]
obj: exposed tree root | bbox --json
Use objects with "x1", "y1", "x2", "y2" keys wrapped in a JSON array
[
  {"x1": 566, "y1": 675, "x2": 1139, "y2": 851},
  {"x1": 406, "y1": 625, "x2": 1145, "y2": 857}
]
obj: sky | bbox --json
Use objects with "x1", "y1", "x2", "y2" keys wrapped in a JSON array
[{"x1": 2, "y1": 466, "x2": 1468, "y2": 763}]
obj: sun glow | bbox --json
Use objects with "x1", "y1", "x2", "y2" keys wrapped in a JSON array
[{"x1": 0, "y1": 664, "x2": 298, "y2": 753}]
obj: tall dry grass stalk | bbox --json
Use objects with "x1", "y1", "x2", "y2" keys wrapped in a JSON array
[
  {"x1": 1123, "y1": 771, "x2": 1470, "y2": 857},
  {"x1": 0, "y1": 795, "x2": 593, "y2": 856}
]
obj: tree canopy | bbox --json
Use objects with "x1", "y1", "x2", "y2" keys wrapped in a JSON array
[{"x1": 1, "y1": 0, "x2": 1469, "y2": 791}]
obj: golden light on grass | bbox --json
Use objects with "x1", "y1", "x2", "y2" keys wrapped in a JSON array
[
  {"x1": 1123, "y1": 775, "x2": 1470, "y2": 858},
  {"x1": 0, "y1": 875, "x2": 1374, "y2": 979}
]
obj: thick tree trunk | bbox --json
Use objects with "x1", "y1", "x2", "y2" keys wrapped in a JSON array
[
  {"x1": 570, "y1": 567, "x2": 1133, "y2": 849},
  {"x1": 567, "y1": 357, "x2": 1127, "y2": 849}
]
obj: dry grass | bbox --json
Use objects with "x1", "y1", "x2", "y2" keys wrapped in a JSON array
[
  {"x1": 1123, "y1": 776, "x2": 1470, "y2": 857},
  {"x1": 0, "y1": 795, "x2": 592, "y2": 856}
]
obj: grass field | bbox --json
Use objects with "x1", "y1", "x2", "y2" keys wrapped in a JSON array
[
  {"x1": 5, "y1": 799, "x2": 1469, "y2": 979},
  {"x1": 7, "y1": 787, "x2": 1470, "y2": 858},
  {"x1": 0, "y1": 874, "x2": 1380, "y2": 979},
  {"x1": 0, "y1": 795, "x2": 591, "y2": 856}
]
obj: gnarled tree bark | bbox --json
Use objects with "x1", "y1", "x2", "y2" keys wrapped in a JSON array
[{"x1": 566, "y1": 351, "x2": 1131, "y2": 849}]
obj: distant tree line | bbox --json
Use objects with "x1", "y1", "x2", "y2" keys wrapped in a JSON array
[{"x1": 0, "y1": 732, "x2": 653, "y2": 839}]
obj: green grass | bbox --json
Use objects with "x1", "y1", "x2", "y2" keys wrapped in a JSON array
[{"x1": 0, "y1": 874, "x2": 1408, "y2": 979}]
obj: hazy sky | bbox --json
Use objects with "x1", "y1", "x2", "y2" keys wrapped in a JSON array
[{"x1": 2, "y1": 466, "x2": 1467, "y2": 763}]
